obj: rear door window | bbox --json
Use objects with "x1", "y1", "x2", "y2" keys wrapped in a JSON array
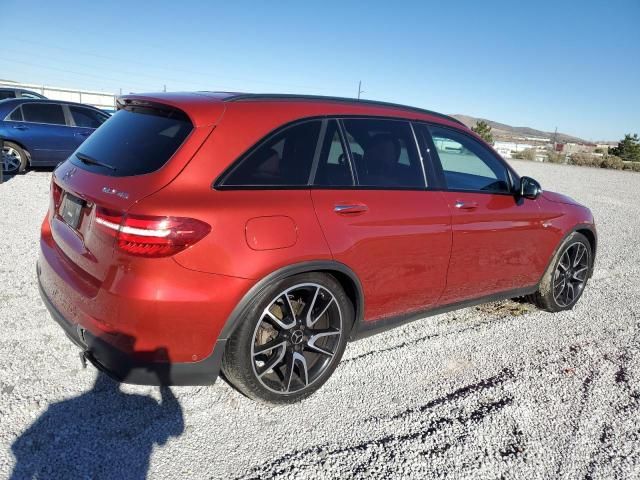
[
  {"x1": 312, "y1": 120, "x2": 354, "y2": 187},
  {"x1": 70, "y1": 106, "x2": 108, "y2": 128},
  {"x1": 221, "y1": 120, "x2": 321, "y2": 187},
  {"x1": 7, "y1": 106, "x2": 23, "y2": 121},
  {"x1": 71, "y1": 108, "x2": 193, "y2": 177},
  {"x1": 22, "y1": 103, "x2": 66, "y2": 125},
  {"x1": 0, "y1": 90, "x2": 16, "y2": 100},
  {"x1": 341, "y1": 119, "x2": 425, "y2": 188}
]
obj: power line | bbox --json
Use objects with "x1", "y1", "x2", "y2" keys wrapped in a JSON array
[
  {"x1": 4, "y1": 37, "x2": 350, "y2": 93},
  {"x1": 1, "y1": 49, "x2": 227, "y2": 91},
  {"x1": 0, "y1": 56, "x2": 150, "y2": 92}
]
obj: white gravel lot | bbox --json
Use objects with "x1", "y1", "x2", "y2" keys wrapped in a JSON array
[{"x1": 0, "y1": 160, "x2": 639, "y2": 479}]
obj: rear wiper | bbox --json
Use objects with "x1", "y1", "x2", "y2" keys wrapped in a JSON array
[{"x1": 75, "y1": 152, "x2": 116, "y2": 171}]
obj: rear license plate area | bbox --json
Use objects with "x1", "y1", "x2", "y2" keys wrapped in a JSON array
[{"x1": 60, "y1": 193, "x2": 85, "y2": 230}]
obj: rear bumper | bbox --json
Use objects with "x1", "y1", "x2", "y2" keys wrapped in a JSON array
[
  {"x1": 37, "y1": 209, "x2": 254, "y2": 384},
  {"x1": 38, "y1": 269, "x2": 226, "y2": 386}
]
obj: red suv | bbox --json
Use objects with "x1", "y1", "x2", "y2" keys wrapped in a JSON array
[{"x1": 38, "y1": 93, "x2": 596, "y2": 403}]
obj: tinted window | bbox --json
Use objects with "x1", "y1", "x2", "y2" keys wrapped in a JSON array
[
  {"x1": 22, "y1": 103, "x2": 66, "y2": 125},
  {"x1": 429, "y1": 126, "x2": 510, "y2": 193},
  {"x1": 0, "y1": 91, "x2": 16, "y2": 100},
  {"x1": 7, "y1": 107, "x2": 23, "y2": 121},
  {"x1": 312, "y1": 120, "x2": 353, "y2": 187},
  {"x1": 223, "y1": 121, "x2": 321, "y2": 186},
  {"x1": 71, "y1": 108, "x2": 193, "y2": 177},
  {"x1": 342, "y1": 119, "x2": 425, "y2": 188},
  {"x1": 70, "y1": 106, "x2": 107, "y2": 128}
]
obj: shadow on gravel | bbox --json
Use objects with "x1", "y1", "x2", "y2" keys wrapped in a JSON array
[
  {"x1": 0, "y1": 172, "x2": 17, "y2": 184},
  {"x1": 9, "y1": 369, "x2": 184, "y2": 479},
  {"x1": 30, "y1": 166, "x2": 56, "y2": 174},
  {"x1": 1, "y1": 166, "x2": 55, "y2": 184}
]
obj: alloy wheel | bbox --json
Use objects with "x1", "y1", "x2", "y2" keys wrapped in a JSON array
[
  {"x1": 553, "y1": 242, "x2": 589, "y2": 307},
  {"x1": 250, "y1": 283, "x2": 343, "y2": 394},
  {"x1": 2, "y1": 146, "x2": 21, "y2": 173}
]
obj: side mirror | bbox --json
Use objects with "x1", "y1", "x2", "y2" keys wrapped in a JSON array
[{"x1": 519, "y1": 176, "x2": 542, "y2": 200}]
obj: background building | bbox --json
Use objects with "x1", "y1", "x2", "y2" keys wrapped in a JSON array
[{"x1": 0, "y1": 80, "x2": 116, "y2": 110}]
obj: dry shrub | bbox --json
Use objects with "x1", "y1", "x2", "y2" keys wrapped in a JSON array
[
  {"x1": 569, "y1": 153, "x2": 624, "y2": 170},
  {"x1": 570, "y1": 153, "x2": 598, "y2": 167},
  {"x1": 600, "y1": 156, "x2": 624, "y2": 170}
]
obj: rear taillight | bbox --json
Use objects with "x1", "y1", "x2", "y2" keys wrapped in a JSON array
[
  {"x1": 95, "y1": 208, "x2": 211, "y2": 258},
  {"x1": 51, "y1": 180, "x2": 62, "y2": 210}
]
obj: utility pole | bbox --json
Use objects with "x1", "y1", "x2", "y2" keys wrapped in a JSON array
[
  {"x1": 357, "y1": 81, "x2": 364, "y2": 100},
  {"x1": 552, "y1": 127, "x2": 558, "y2": 150},
  {"x1": 163, "y1": 84, "x2": 167, "y2": 92}
]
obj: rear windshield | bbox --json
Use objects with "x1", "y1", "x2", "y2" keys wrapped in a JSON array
[{"x1": 71, "y1": 107, "x2": 193, "y2": 176}]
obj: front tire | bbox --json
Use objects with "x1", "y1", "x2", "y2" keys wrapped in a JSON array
[
  {"x1": 2, "y1": 142, "x2": 28, "y2": 175},
  {"x1": 222, "y1": 272, "x2": 353, "y2": 404},
  {"x1": 530, "y1": 232, "x2": 592, "y2": 312}
]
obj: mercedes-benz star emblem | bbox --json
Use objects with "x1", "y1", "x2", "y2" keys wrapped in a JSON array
[
  {"x1": 290, "y1": 330, "x2": 304, "y2": 345},
  {"x1": 62, "y1": 167, "x2": 77, "y2": 181}
]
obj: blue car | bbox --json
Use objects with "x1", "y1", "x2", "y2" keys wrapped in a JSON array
[
  {"x1": 0, "y1": 88, "x2": 48, "y2": 100},
  {"x1": 0, "y1": 99, "x2": 110, "y2": 174}
]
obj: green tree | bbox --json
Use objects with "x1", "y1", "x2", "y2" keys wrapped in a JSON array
[
  {"x1": 472, "y1": 120, "x2": 494, "y2": 144},
  {"x1": 609, "y1": 133, "x2": 640, "y2": 162}
]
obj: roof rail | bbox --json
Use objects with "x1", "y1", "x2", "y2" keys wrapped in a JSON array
[{"x1": 220, "y1": 93, "x2": 466, "y2": 127}]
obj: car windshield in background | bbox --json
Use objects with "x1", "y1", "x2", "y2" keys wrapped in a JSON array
[{"x1": 71, "y1": 108, "x2": 193, "y2": 176}]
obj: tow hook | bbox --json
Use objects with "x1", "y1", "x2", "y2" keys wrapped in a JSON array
[{"x1": 79, "y1": 351, "x2": 88, "y2": 369}]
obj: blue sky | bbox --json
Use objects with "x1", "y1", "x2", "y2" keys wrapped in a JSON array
[{"x1": 2, "y1": 0, "x2": 638, "y2": 140}]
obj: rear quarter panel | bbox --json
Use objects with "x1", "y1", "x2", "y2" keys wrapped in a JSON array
[{"x1": 138, "y1": 186, "x2": 333, "y2": 280}]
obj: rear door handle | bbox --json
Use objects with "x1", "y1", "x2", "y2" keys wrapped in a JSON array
[
  {"x1": 12, "y1": 125, "x2": 28, "y2": 130},
  {"x1": 455, "y1": 201, "x2": 479, "y2": 210},
  {"x1": 334, "y1": 204, "x2": 368, "y2": 215}
]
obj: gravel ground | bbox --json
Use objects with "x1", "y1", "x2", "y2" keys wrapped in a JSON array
[{"x1": 0, "y1": 160, "x2": 639, "y2": 479}]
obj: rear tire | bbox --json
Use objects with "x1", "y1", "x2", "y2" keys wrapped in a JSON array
[
  {"x1": 530, "y1": 232, "x2": 592, "y2": 312},
  {"x1": 2, "y1": 142, "x2": 27, "y2": 175},
  {"x1": 222, "y1": 272, "x2": 353, "y2": 404}
]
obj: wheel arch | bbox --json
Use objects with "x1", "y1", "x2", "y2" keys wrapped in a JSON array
[
  {"x1": 541, "y1": 224, "x2": 598, "y2": 282},
  {"x1": 576, "y1": 227, "x2": 597, "y2": 265},
  {"x1": 218, "y1": 260, "x2": 365, "y2": 342}
]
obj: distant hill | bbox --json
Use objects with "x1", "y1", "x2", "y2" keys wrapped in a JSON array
[{"x1": 451, "y1": 114, "x2": 588, "y2": 144}]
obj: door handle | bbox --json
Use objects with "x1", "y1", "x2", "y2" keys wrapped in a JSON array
[
  {"x1": 74, "y1": 131, "x2": 91, "y2": 137},
  {"x1": 334, "y1": 204, "x2": 368, "y2": 215},
  {"x1": 455, "y1": 201, "x2": 479, "y2": 210},
  {"x1": 12, "y1": 125, "x2": 28, "y2": 130}
]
